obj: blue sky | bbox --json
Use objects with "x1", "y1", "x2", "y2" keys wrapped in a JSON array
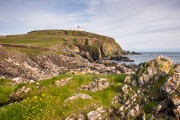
[{"x1": 0, "y1": 0, "x2": 180, "y2": 52}]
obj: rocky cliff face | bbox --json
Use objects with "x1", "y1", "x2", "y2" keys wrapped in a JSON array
[
  {"x1": 0, "y1": 47, "x2": 87, "y2": 82},
  {"x1": 0, "y1": 46, "x2": 124, "y2": 82}
]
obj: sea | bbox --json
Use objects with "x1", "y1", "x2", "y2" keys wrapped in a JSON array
[{"x1": 118, "y1": 52, "x2": 180, "y2": 65}]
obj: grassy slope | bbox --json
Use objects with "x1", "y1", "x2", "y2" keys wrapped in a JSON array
[
  {"x1": 0, "y1": 74, "x2": 126, "y2": 120},
  {"x1": 0, "y1": 34, "x2": 65, "y2": 56},
  {"x1": 0, "y1": 31, "x2": 75, "y2": 56}
]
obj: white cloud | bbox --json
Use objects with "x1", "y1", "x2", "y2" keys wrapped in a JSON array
[
  {"x1": 83, "y1": 0, "x2": 180, "y2": 51},
  {"x1": 0, "y1": 0, "x2": 180, "y2": 51}
]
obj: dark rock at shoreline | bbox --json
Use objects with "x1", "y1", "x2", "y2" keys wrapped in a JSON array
[
  {"x1": 110, "y1": 56, "x2": 134, "y2": 62},
  {"x1": 122, "y1": 50, "x2": 142, "y2": 55}
]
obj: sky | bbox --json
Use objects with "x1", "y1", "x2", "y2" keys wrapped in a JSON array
[{"x1": 0, "y1": 0, "x2": 180, "y2": 52}]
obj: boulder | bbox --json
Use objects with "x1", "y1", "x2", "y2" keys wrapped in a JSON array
[
  {"x1": 124, "y1": 76, "x2": 131, "y2": 84},
  {"x1": 9, "y1": 86, "x2": 30, "y2": 102},
  {"x1": 55, "y1": 77, "x2": 73, "y2": 87},
  {"x1": 85, "y1": 52, "x2": 94, "y2": 62},
  {"x1": 122, "y1": 85, "x2": 131, "y2": 94},
  {"x1": 127, "y1": 104, "x2": 140, "y2": 118},
  {"x1": 110, "y1": 56, "x2": 134, "y2": 62},
  {"x1": 87, "y1": 106, "x2": 107, "y2": 120},
  {"x1": 64, "y1": 93, "x2": 92, "y2": 102},
  {"x1": 80, "y1": 78, "x2": 109, "y2": 92},
  {"x1": 12, "y1": 77, "x2": 24, "y2": 84},
  {"x1": 131, "y1": 80, "x2": 137, "y2": 87},
  {"x1": 138, "y1": 76, "x2": 144, "y2": 86},
  {"x1": 117, "y1": 64, "x2": 135, "y2": 75}
]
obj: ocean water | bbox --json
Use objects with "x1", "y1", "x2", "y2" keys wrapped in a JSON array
[{"x1": 118, "y1": 52, "x2": 180, "y2": 65}]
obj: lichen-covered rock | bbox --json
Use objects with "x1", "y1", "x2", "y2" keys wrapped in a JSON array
[
  {"x1": 127, "y1": 104, "x2": 140, "y2": 118},
  {"x1": 155, "y1": 56, "x2": 174, "y2": 74},
  {"x1": 109, "y1": 56, "x2": 178, "y2": 120},
  {"x1": 117, "y1": 64, "x2": 135, "y2": 75},
  {"x1": 124, "y1": 76, "x2": 131, "y2": 84},
  {"x1": 137, "y1": 56, "x2": 174, "y2": 86},
  {"x1": 9, "y1": 86, "x2": 31, "y2": 102},
  {"x1": 87, "y1": 106, "x2": 107, "y2": 120},
  {"x1": 161, "y1": 65, "x2": 180, "y2": 95},
  {"x1": 55, "y1": 77, "x2": 73, "y2": 87},
  {"x1": 64, "y1": 93, "x2": 92, "y2": 102},
  {"x1": 122, "y1": 85, "x2": 131, "y2": 94},
  {"x1": 80, "y1": 78, "x2": 109, "y2": 92},
  {"x1": 159, "y1": 64, "x2": 180, "y2": 119}
]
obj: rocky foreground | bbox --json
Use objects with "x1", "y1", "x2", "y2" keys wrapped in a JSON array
[
  {"x1": 0, "y1": 54, "x2": 179, "y2": 120},
  {"x1": 65, "y1": 56, "x2": 180, "y2": 120}
]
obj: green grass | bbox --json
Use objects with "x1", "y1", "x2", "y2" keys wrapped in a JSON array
[
  {"x1": 0, "y1": 36, "x2": 65, "y2": 47},
  {"x1": 0, "y1": 74, "x2": 126, "y2": 120},
  {"x1": 5, "y1": 48, "x2": 43, "y2": 56}
]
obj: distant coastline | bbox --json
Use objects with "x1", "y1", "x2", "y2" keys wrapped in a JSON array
[{"x1": 119, "y1": 52, "x2": 180, "y2": 65}]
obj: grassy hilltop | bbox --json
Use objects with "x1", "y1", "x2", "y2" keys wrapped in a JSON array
[{"x1": 0, "y1": 30, "x2": 123, "y2": 58}]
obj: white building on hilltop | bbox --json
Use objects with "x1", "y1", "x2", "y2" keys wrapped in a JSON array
[{"x1": 70, "y1": 26, "x2": 84, "y2": 31}]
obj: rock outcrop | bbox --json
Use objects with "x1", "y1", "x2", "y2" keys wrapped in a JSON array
[
  {"x1": 64, "y1": 93, "x2": 92, "y2": 102},
  {"x1": 0, "y1": 47, "x2": 88, "y2": 82},
  {"x1": 55, "y1": 77, "x2": 74, "y2": 87},
  {"x1": 80, "y1": 78, "x2": 110, "y2": 92},
  {"x1": 136, "y1": 56, "x2": 174, "y2": 86},
  {"x1": 122, "y1": 50, "x2": 141, "y2": 55},
  {"x1": 105, "y1": 56, "x2": 179, "y2": 120},
  {"x1": 157, "y1": 64, "x2": 180, "y2": 119},
  {"x1": 112, "y1": 56, "x2": 179, "y2": 120},
  {"x1": 87, "y1": 107, "x2": 107, "y2": 120},
  {"x1": 9, "y1": 86, "x2": 31, "y2": 102},
  {"x1": 0, "y1": 46, "x2": 133, "y2": 82}
]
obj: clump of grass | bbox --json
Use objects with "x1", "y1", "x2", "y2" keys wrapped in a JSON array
[
  {"x1": 148, "y1": 75, "x2": 168, "y2": 99},
  {"x1": 143, "y1": 101, "x2": 158, "y2": 113}
]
